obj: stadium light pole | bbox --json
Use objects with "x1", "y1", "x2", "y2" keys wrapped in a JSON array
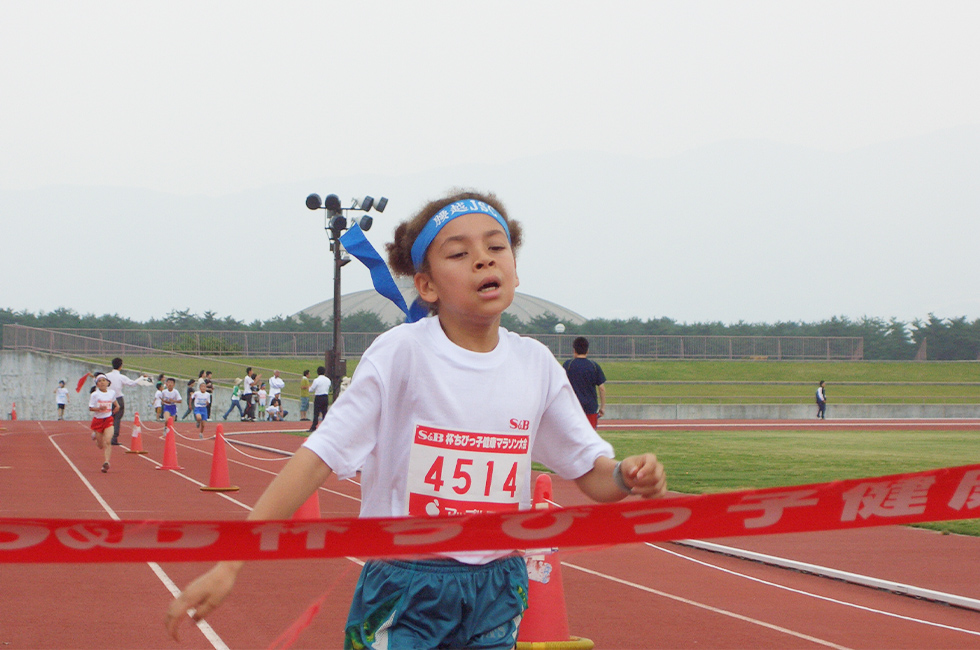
[{"x1": 305, "y1": 193, "x2": 388, "y2": 402}]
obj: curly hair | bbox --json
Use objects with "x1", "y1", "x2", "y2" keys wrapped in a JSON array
[{"x1": 385, "y1": 189, "x2": 523, "y2": 277}]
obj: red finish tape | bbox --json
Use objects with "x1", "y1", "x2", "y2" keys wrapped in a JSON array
[{"x1": 4, "y1": 463, "x2": 979, "y2": 564}]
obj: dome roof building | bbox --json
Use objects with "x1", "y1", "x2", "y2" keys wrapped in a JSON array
[{"x1": 297, "y1": 278, "x2": 586, "y2": 328}]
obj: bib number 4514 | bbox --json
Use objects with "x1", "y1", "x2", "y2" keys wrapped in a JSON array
[{"x1": 424, "y1": 456, "x2": 518, "y2": 499}]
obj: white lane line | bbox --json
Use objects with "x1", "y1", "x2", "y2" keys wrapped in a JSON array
[
  {"x1": 649, "y1": 542, "x2": 980, "y2": 638},
  {"x1": 675, "y1": 538, "x2": 980, "y2": 612},
  {"x1": 562, "y1": 560, "x2": 852, "y2": 649},
  {"x1": 44, "y1": 428, "x2": 229, "y2": 650}
]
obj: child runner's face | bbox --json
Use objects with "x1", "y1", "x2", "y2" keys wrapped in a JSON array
[
  {"x1": 415, "y1": 212, "x2": 518, "y2": 327},
  {"x1": 167, "y1": 380, "x2": 175, "y2": 390},
  {"x1": 96, "y1": 377, "x2": 109, "y2": 391}
]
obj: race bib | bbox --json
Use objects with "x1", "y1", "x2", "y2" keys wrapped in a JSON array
[{"x1": 407, "y1": 425, "x2": 530, "y2": 517}]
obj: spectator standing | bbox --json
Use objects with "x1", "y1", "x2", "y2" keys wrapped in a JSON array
[
  {"x1": 298, "y1": 370, "x2": 311, "y2": 421},
  {"x1": 257, "y1": 383, "x2": 267, "y2": 421},
  {"x1": 816, "y1": 380, "x2": 828, "y2": 419},
  {"x1": 204, "y1": 371, "x2": 215, "y2": 419},
  {"x1": 563, "y1": 337, "x2": 607, "y2": 429},
  {"x1": 268, "y1": 370, "x2": 285, "y2": 408},
  {"x1": 153, "y1": 382, "x2": 164, "y2": 421},
  {"x1": 307, "y1": 366, "x2": 331, "y2": 432},
  {"x1": 54, "y1": 380, "x2": 70, "y2": 420},
  {"x1": 242, "y1": 368, "x2": 258, "y2": 421},
  {"x1": 181, "y1": 380, "x2": 196, "y2": 420},
  {"x1": 105, "y1": 357, "x2": 144, "y2": 445}
]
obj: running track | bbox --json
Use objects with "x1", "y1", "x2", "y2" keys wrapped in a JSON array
[{"x1": 1, "y1": 418, "x2": 979, "y2": 649}]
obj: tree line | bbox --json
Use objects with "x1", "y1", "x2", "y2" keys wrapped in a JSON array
[{"x1": 3, "y1": 307, "x2": 979, "y2": 361}]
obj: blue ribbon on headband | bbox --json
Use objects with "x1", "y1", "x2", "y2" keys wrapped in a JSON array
[
  {"x1": 410, "y1": 199, "x2": 511, "y2": 271},
  {"x1": 339, "y1": 224, "x2": 429, "y2": 324}
]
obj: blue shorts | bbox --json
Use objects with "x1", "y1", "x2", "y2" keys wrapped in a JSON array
[
  {"x1": 345, "y1": 556, "x2": 528, "y2": 650},
  {"x1": 193, "y1": 406, "x2": 208, "y2": 420},
  {"x1": 163, "y1": 405, "x2": 177, "y2": 417}
]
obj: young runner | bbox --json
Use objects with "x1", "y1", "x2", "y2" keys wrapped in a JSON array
[
  {"x1": 88, "y1": 373, "x2": 118, "y2": 473},
  {"x1": 167, "y1": 190, "x2": 667, "y2": 649}
]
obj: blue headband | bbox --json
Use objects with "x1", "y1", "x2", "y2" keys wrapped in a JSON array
[{"x1": 410, "y1": 199, "x2": 511, "y2": 271}]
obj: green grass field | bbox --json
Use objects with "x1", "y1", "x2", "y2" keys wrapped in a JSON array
[
  {"x1": 603, "y1": 360, "x2": 980, "y2": 404},
  {"x1": 86, "y1": 357, "x2": 980, "y2": 404},
  {"x1": 600, "y1": 426, "x2": 980, "y2": 536}
]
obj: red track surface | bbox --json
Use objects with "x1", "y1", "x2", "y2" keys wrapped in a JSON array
[{"x1": 2, "y1": 418, "x2": 980, "y2": 649}]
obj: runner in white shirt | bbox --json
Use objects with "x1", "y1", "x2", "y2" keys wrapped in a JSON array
[
  {"x1": 88, "y1": 374, "x2": 118, "y2": 473},
  {"x1": 191, "y1": 386, "x2": 211, "y2": 437},
  {"x1": 160, "y1": 378, "x2": 182, "y2": 423},
  {"x1": 168, "y1": 191, "x2": 668, "y2": 649}
]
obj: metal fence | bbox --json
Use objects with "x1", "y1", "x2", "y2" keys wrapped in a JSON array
[{"x1": 3, "y1": 324, "x2": 863, "y2": 361}]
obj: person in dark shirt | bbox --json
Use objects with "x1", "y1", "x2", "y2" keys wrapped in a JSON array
[{"x1": 563, "y1": 336, "x2": 606, "y2": 429}]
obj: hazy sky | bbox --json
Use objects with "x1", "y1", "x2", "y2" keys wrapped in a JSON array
[{"x1": 3, "y1": 1, "x2": 979, "y2": 324}]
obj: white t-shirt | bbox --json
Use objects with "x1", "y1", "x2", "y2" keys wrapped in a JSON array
[
  {"x1": 153, "y1": 390, "x2": 163, "y2": 408},
  {"x1": 105, "y1": 369, "x2": 138, "y2": 399},
  {"x1": 309, "y1": 375, "x2": 331, "y2": 395},
  {"x1": 269, "y1": 375, "x2": 285, "y2": 398},
  {"x1": 257, "y1": 389, "x2": 267, "y2": 406},
  {"x1": 56, "y1": 387, "x2": 69, "y2": 405},
  {"x1": 302, "y1": 316, "x2": 614, "y2": 563},
  {"x1": 192, "y1": 390, "x2": 211, "y2": 409},
  {"x1": 89, "y1": 388, "x2": 116, "y2": 419},
  {"x1": 161, "y1": 388, "x2": 182, "y2": 405},
  {"x1": 243, "y1": 375, "x2": 254, "y2": 396}
]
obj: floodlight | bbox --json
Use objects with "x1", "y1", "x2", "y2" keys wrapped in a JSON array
[
  {"x1": 360, "y1": 196, "x2": 374, "y2": 211},
  {"x1": 329, "y1": 214, "x2": 347, "y2": 231},
  {"x1": 306, "y1": 194, "x2": 322, "y2": 210},
  {"x1": 354, "y1": 214, "x2": 373, "y2": 231},
  {"x1": 324, "y1": 194, "x2": 342, "y2": 212},
  {"x1": 375, "y1": 197, "x2": 388, "y2": 213}
]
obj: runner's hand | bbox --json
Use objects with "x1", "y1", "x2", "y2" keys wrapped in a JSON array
[
  {"x1": 165, "y1": 561, "x2": 242, "y2": 641},
  {"x1": 620, "y1": 453, "x2": 667, "y2": 499}
]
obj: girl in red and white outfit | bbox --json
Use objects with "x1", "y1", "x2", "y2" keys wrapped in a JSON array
[{"x1": 89, "y1": 373, "x2": 119, "y2": 473}]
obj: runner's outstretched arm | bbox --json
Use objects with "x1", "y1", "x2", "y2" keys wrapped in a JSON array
[{"x1": 165, "y1": 448, "x2": 333, "y2": 641}]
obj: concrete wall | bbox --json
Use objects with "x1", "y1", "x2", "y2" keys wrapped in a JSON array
[
  {"x1": 605, "y1": 403, "x2": 980, "y2": 420},
  {"x1": 0, "y1": 351, "x2": 302, "y2": 422}
]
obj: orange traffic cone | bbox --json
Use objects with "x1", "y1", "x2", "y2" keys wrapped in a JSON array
[
  {"x1": 126, "y1": 412, "x2": 148, "y2": 455},
  {"x1": 516, "y1": 474, "x2": 594, "y2": 650},
  {"x1": 157, "y1": 421, "x2": 183, "y2": 470},
  {"x1": 292, "y1": 490, "x2": 321, "y2": 520},
  {"x1": 10, "y1": 402, "x2": 16, "y2": 421},
  {"x1": 201, "y1": 425, "x2": 239, "y2": 492}
]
